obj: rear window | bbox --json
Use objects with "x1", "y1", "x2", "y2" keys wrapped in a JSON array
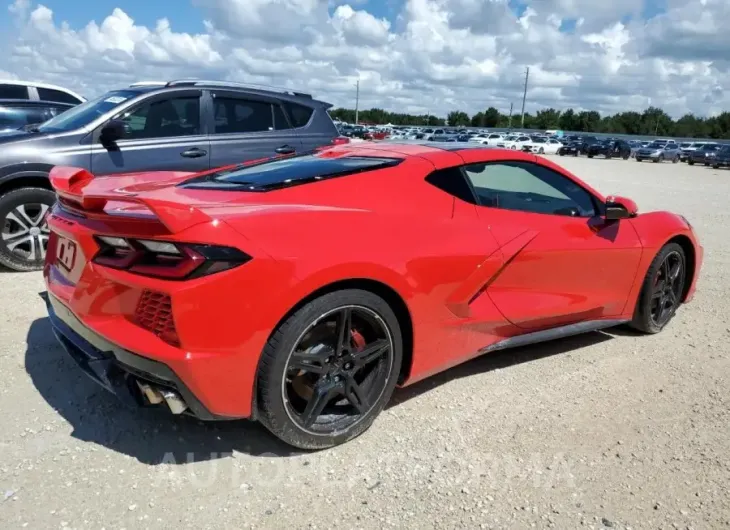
[
  {"x1": 180, "y1": 154, "x2": 402, "y2": 192},
  {"x1": 0, "y1": 83, "x2": 28, "y2": 99}
]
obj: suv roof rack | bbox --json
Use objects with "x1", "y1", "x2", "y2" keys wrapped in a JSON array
[
  {"x1": 164, "y1": 79, "x2": 312, "y2": 98},
  {"x1": 129, "y1": 81, "x2": 168, "y2": 87}
]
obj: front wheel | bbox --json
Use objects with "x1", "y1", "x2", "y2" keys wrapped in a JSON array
[
  {"x1": 673, "y1": 156, "x2": 679, "y2": 164},
  {"x1": 256, "y1": 289, "x2": 403, "y2": 450},
  {"x1": 636, "y1": 157, "x2": 642, "y2": 162},
  {"x1": 0, "y1": 187, "x2": 56, "y2": 272},
  {"x1": 538, "y1": 147, "x2": 544, "y2": 154},
  {"x1": 631, "y1": 243, "x2": 686, "y2": 334},
  {"x1": 688, "y1": 160, "x2": 695, "y2": 165}
]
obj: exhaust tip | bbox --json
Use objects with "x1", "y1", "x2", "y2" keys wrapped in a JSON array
[
  {"x1": 161, "y1": 389, "x2": 188, "y2": 415},
  {"x1": 136, "y1": 381, "x2": 164, "y2": 405}
]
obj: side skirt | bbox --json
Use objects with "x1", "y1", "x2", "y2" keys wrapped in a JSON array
[{"x1": 479, "y1": 319, "x2": 629, "y2": 354}]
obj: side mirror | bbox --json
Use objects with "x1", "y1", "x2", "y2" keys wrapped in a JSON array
[
  {"x1": 100, "y1": 119, "x2": 126, "y2": 144},
  {"x1": 604, "y1": 195, "x2": 638, "y2": 220}
]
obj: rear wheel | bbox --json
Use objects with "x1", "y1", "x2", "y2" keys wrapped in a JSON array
[
  {"x1": 630, "y1": 243, "x2": 686, "y2": 334},
  {"x1": 256, "y1": 289, "x2": 402, "y2": 449},
  {"x1": 688, "y1": 159, "x2": 695, "y2": 165},
  {"x1": 0, "y1": 187, "x2": 55, "y2": 272},
  {"x1": 673, "y1": 156, "x2": 679, "y2": 164},
  {"x1": 636, "y1": 157, "x2": 642, "y2": 162}
]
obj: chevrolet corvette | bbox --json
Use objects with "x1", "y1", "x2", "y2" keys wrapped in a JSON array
[{"x1": 44, "y1": 143, "x2": 703, "y2": 449}]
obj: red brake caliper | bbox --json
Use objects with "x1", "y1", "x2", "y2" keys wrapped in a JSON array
[{"x1": 351, "y1": 329, "x2": 366, "y2": 351}]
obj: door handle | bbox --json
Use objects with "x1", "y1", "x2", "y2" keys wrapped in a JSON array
[
  {"x1": 275, "y1": 145, "x2": 296, "y2": 155},
  {"x1": 181, "y1": 148, "x2": 207, "y2": 158}
]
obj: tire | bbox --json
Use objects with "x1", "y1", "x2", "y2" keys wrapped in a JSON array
[
  {"x1": 622, "y1": 154, "x2": 629, "y2": 160},
  {"x1": 606, "y1": 153, "x2": 612, "y2": 159},
  {"x1": 256, "y1": 289, "x2": 403, "y2": 450},
  {"x1": 688, "y1": 160, "x2": 695, "y2": 165},
  {"x1": 587, "y1": 154, "x2": 594, "y2": 158},
  {"x1": 712, "y1": 164, "x2": 719, "y2": 169},
  {"x1": 559, "y1": 152, "x2": 564, "y2": 156},
  {"x1": 652, "y1": 158, "x2": 659, "y2": 163},
  {"x1": 673, "y1": 156, "x2": 679, "y2": 164},
  {"x1": 538, "y1": 147, "x2": 544, "y2": 154},
  {"x1": 636, "y1": 157, "x2": 642, "y2": 162},
  {"x1": 630, "y1": 243, "x2": 686, "y2": 334},
  {"x1": 0, "y1": 187, "x2": 56, "y2": 272}
]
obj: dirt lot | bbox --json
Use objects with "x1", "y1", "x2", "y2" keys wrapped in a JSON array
[{"x1": 1, "y1": 156, "x2": 728, "y2": 529}]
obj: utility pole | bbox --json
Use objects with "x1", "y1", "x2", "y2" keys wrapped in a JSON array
[
  {"x1": 508, "y1": 102, "x2": 513, "y2": 129},
  {"x1": 354, "y1": 77, "x2": 360, "y2": 125},
  {"x1": 520, "y1": 67, "x2": 529, "y2": 128}
]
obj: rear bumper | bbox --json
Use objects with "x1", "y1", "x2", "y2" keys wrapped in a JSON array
[{"x1": 47, "y1": 293, "x2": 239, "y2": 421}]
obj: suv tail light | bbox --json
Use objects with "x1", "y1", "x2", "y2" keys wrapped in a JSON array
[{"x1": 93, "y1": 236, "x2": 251, "y2": 280}]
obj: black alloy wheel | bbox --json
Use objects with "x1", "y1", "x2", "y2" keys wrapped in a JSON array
[
  {"x1": 649, "y1": 250, "x2": 684, "y2": 328},
  {"x1": 256, "y1": 290, "x2": 402, "y2": 449},
  {"x1": 282, "y1": 306, "x2": 393, "y2": 432},
  {"x1": 631, "y1": 243, "x2": 686, "y2": 334}
]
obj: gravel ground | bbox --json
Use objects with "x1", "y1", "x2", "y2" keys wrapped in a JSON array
[{"x1": 1, "y1": 156, "x2": 728, "y2": 530}]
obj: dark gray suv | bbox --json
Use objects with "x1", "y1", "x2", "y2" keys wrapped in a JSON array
[{"x1": 0, "y1": 80, "x2": 341, "y2": 271}]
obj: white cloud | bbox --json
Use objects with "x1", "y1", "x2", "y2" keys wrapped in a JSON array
[{"x1": 1, "y1": 0, "x2": 727, "y2": 118}]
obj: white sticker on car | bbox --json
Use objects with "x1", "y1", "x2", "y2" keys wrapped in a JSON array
[{"x1": 104, "y1": 96, "x2": 127, "y2": 104}]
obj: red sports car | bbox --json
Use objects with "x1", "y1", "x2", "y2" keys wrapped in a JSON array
[{"x1": 44, "y1": 143, "x2": 702, "y2": 449}]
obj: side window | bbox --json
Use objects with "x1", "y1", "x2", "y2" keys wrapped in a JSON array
[
  {"x1": 117, "y1": 96, "x2": 201, "y2": 140},
  {"x1": 273, "y1": 105, "x2": 291, "y2": 130},
  {"x1": 462, "y1": 161, "x2": 596, "y2": 217},
  {"x1": 284, "y1": 102, "x2": 313, "y2": 128},
  {"x1": 0, "y1": 84, "x2": 29, "y2": 99},
  {"x1": 213, "y1": 98, "x2": 273, "y2": 134},
  {"x1": 425, "y1": 167, "x2": 476, "y2": 204},
  {"x1": 0, "y1": 105, "x2": 58, "y2": 128},
  {"x1": 37, "y1": 87, "x2": 82, "y2": 105}
]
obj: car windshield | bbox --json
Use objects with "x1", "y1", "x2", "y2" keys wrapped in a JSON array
[
  {"x1": 702, "y1": 144, "x2": 719, "y2": 151},
  {"x1": 532, "y1": 138, "x2": 546, "y2": 143},
  {"x1": 38, "y1": 90, "x2": 139, "y2": 133},
  {"x1": 647, "y1": 142, "x2": 664, "y2": 148}
]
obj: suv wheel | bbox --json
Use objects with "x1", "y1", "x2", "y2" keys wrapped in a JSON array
[{"x1": 0, "y1": 187, "x2": 56, "y2": 272}]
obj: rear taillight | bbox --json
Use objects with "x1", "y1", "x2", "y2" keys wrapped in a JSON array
[
  {"x1": 92, "y1": 237, "x2": 251, "y2": 280},
  {"x1": 331, "y1": 136, "x2": 350, "y2": 145}
]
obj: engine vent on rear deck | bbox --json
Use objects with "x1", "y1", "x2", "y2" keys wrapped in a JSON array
[{"x1": 134, "y1": 290, "x2": 179, "y2": 346}]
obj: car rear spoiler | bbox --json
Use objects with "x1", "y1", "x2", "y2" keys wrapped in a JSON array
[{"x1": 49, "y1": 166, "x2": 211, "y2": 233}]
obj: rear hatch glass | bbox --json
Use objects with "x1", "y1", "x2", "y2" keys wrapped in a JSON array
[{"x1": 180, "y1": 154, "x2": 402, "y2": 192}]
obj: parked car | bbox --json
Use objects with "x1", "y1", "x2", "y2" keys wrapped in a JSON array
[
  {"x1": 710, "y1": 145, "x2": 730, "y2": 169},
  {"x1": 635, "y1": 142, "x2": 681, "y2": 163},
  {"x1": 0, "y1": 79, "x2": 85, "y2": 105},
  {"x1": 687, "y1": 143, "x2": 721, "y2": 166},
  {"x1": 44, "y1": 143, "x2": 703, "y2": 449},
  {"x1": 522, "y1": 137, "x2": 562, "y2": 155},
  {"x1": 0, "y1": 79, "x2": 344, "y2": 272},
  {"x1": 577, "y1": 136, "x2": 600, "y2": 154},
  {"x1": 497, "y1": 134, "x2": 532, "y2": 150},
  {"x1": 0, "y1": 80, "x2": 85, "y2": 132},
  {"x1": 557, "y1": 141, "x2": 581, "y2": 156},
  {"x1": 679, "y1": 142, "x2": 705, "y2": 162},
  {"x1": 586, "y1": 139, "x2": 632, "y2": 159}
]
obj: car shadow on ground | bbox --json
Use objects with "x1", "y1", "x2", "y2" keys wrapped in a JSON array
[{"x1": 26, "y1": 302, "x2": 616, "y2": 465}]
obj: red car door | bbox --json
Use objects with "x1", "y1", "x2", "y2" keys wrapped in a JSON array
[{"x1": 460, "y1": 157, "x2": 643, "y2": 330}]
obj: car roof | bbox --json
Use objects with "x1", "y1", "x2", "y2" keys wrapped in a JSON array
[
  {"x1": 0, "y1": 79, "x2": 86, "y2": 102},
  {"x1": 325, "y1": 141, "x2": 537, "y2": 163}
]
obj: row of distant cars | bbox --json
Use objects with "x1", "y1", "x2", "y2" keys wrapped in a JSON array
[{"x1": 335, "y1": 124, "x2": 730, "y2": 167}]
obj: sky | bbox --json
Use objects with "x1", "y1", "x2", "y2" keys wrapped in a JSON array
[{"x1": 0, "y1": 0, "x2": 727, "y2": 119}]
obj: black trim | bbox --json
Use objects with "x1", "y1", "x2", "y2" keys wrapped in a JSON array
[
  {"x1": 46, "y1": 293, "x2": 240, "y2": 421},
  {"x1": 480, "y1": 319, "x2": 628, "y2": 354}
]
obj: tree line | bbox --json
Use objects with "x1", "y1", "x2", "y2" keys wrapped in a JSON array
[{"x1": 328, "y1": 106, "x2": 730, "y2": 139}]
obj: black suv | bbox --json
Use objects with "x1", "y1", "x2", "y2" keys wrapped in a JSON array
[
  {"x1": 0, "y1": 80, "x2": 341, "y2": 271},
  {"x1": 586, "y1": 139, "x2": 632, "y2": 159}
]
